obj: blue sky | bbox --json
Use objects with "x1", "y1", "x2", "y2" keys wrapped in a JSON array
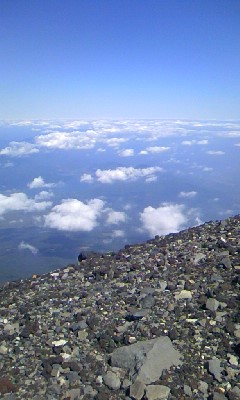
[{"x1": 1, "y1": 0, "x2": 240, "y2": 119}]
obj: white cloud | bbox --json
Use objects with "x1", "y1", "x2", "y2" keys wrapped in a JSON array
[
  {"x1": 0, "y1": 141, "x2": 39, "y2": 157},
  {"x1": 103, "y1": 137, "x2": 129, "y2": 147},
  {"x1": 145, "y1": 175, "x2": 158, "y2": 183},
  {"x1": 218, "y1": 209, "x2": 234, "y2": 216},
  {"x1": 9, "y1": 218, "x2": 24, "y2": 224},
  {"x1": 2, "y1": 162, "x2": 14, "y2": 168},
  {"x1": 112, "y1": 229, "x2": 125, "y2": 238},
  {"x1": 140, "y1": 146, "x2": 170, "y2": 154},
  {"x1": 123, "y1": 203, "x2": 132, "y2": 211},
  {"x1": 44, "y1": 198, "x2": 104, "y2": 231},
  {"x1": 80, "y1": 173, "x2": 94, "y2": 183},
  {"x1": 182, "y1": 140, "x2": 208, "y2": 146},
  {"x1": 95, "y1": 166, "x2": 163, "y2": 183},
  {"x1": 179, "y1": 191, "x2": 197, "y2": 198},
  {"x1": 140, "y1": 202, "x2": 201, "y2": 237},
  {"x1": 106, "y1": 210, "x2": 127, "y2": 225},
  {"x1": 224, "y1": 131, "x2": 240, "y2": 137},
  {"x1": 118, "y1": 149, "x2": 134, "y2": 157},
  {"x1": 0, "y1": 192, "x2": 52, "y2": 217},
  {"x1": 181, "y1": 141, "x2": 193, "y2": 146},
  {"x1": 202, "y1": 167, "x2": 213, "y2": 172},
  {"x1": 10, "y1": 121, "x2": 35, "y2": 127},
  {"x1": 34, "y1": 191, "x2": 54, "y2": 200},
  {"x1": 28, "y1": 176, "x2": 56, "y2": 189},
  {"x1": 18, "y1": 241, "x2": 38, "y2": 255},
  {"x1": 234, "y1": 143, "x2": 240, "y2": 147},
  {"x1": 36, "y1": 131, "x2": 96, "y2": 150},
  {"x1": 206, "y1": 150, "x2": 225, "y2": 155},
  {"x1": 197, "y1": 140, "x2": 209, "y2": 145}
]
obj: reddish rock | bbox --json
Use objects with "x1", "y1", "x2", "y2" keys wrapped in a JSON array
[{"x1": 0, "y1": 376, "x2": 16, "y2": 395}]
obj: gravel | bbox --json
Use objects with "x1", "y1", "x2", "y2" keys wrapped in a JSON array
[{"x1": 0, "y1": 214, "x2": 240, "y2": 399}]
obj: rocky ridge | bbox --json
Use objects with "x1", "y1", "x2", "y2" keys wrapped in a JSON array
[{"x1": 0, "y1": 215, "x2": 240, "y2": 400}]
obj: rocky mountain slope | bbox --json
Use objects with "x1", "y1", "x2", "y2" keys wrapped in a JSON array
[{"x1": 0, "y1": 215, "x2": 240, "y2": 400}]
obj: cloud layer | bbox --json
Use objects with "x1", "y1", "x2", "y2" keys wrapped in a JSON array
[
  {"x1": 106, "y1": 210, "x2": 127, "y2": 225},
  {"x1": 179, "y1": 191, "x2": 197, "y2": 198},
  {"x1": 18, "y1": 241, "x2": 38, "y2": 255},
  {"x1": 0, "y1": 192, "x2": 52, "y2": 217},
  {"x1": 95, "y1": 166, "x2": 163, "y2": 183},
  {"x1": 44, "y1": 198, "x2": 105, "y2": 231},
  {"x1": 140, "y1": 146, "x2": 170, "y2": 154},
  {"x1": 28, "y1": 176, "x2": 56, "y2": 189},
  {"x1": 0, "y1": 141, "x2": 39, "y2": 157},
  {"x1": 140, "y1": 202, "x2": 201, "y2": 237}
]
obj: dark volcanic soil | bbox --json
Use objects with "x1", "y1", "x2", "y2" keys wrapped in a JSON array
[{"x1": 0, "y1": 216, "x2": 240, "y2": 400}]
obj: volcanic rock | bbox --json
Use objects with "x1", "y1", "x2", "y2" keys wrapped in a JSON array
[{"x1": 0, "y1": 214, "x2": 239, "y2": 399}]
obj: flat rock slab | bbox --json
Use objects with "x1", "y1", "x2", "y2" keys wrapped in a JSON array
[
  {"x1": 111, "y1": 336, "x2": 182, "y2": 384},
  {"x1": 145, "y1": 384, "x2": 171, "y2": 400}
]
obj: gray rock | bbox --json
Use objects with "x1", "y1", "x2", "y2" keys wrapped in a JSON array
[
  {"x1": 220, "y1": 256, "x2": 232, "y2": 269},
  {"x1": 140, "y1": 294, "x2": 155, "y2": 308},
  {"x1": 158, "y1": 280, "x2": 167, "y2": 291},
  {"x1": 129, "y1": 379, "x2": 146, "y2": 400},
  {"x1": 103, "y1": 371, "x2": 121, "y2": 390},
  {"x1": 64, "y1": 388, "x2": 81, "y2": 400},
  {"x1": 145, "y1": 384, "x2": 170, "y2": 400},
  {"x1": 77, "y1": 330, "x2": 88, "y2": 341},
  {"x1": 122, "y1": 378, "x2": 132, "y2": 390},
  {"x1": 212, "y1": 392, "x2": 228, "y2": 400},
  {"x1": 126, "y1": 309, "x2": 149, "y2": 321},
  {"x1": 198, "y1": 380, "x2": 208, "y2": 394},
  {"x1": 228, "y1": 386, "x2": 240, "y2": 400},
  {"x1": 206, "y1": 298, "x2": 220, "y2": 312},
  {"x1": 234, "y1": 328, "x2": 240, "y2": 338},
  {"x1": 0, "y1": 395, "x2": 17, "y2": 400},
  {"x1": 193, "y1": 252, "x2": 206, "y2": 265},
  {"x1": 78, "y1": 320, "x2": 88, "y2": 329},
  {"x1": 111, "y1": 336, "x2": 182, "y2": 384},
  {"x1": 0, "y1": 344, "x2": 8, "y2": 355},
  {"x1": 211, "y1": 274, "x2": 224, "y2": 282},
  {"x1": 208, "y1": 358, "x2": 223, "y2": 382},
  {"x1": 175, "y1": 290, "x2": 192, "y2": 300},
  {"x1": 183, "y1": 384, "x2": 192, "y2": 397},
  {"x1": 83, "y1": 385, "x2": 97, "y2": 397}
]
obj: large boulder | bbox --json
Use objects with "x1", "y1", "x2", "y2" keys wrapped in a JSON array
[{"x1": 111, "y1": 336, "x2": 182, "y2": 384}]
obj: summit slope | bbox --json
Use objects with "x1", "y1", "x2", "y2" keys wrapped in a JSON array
[{"x1": 0, "y1": 215, "x2": 240, "y2": 399}]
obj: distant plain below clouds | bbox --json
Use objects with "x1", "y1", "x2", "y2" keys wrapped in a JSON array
[{"x1": 0, "y1": 119, "x2": 240, "y2": 281}]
